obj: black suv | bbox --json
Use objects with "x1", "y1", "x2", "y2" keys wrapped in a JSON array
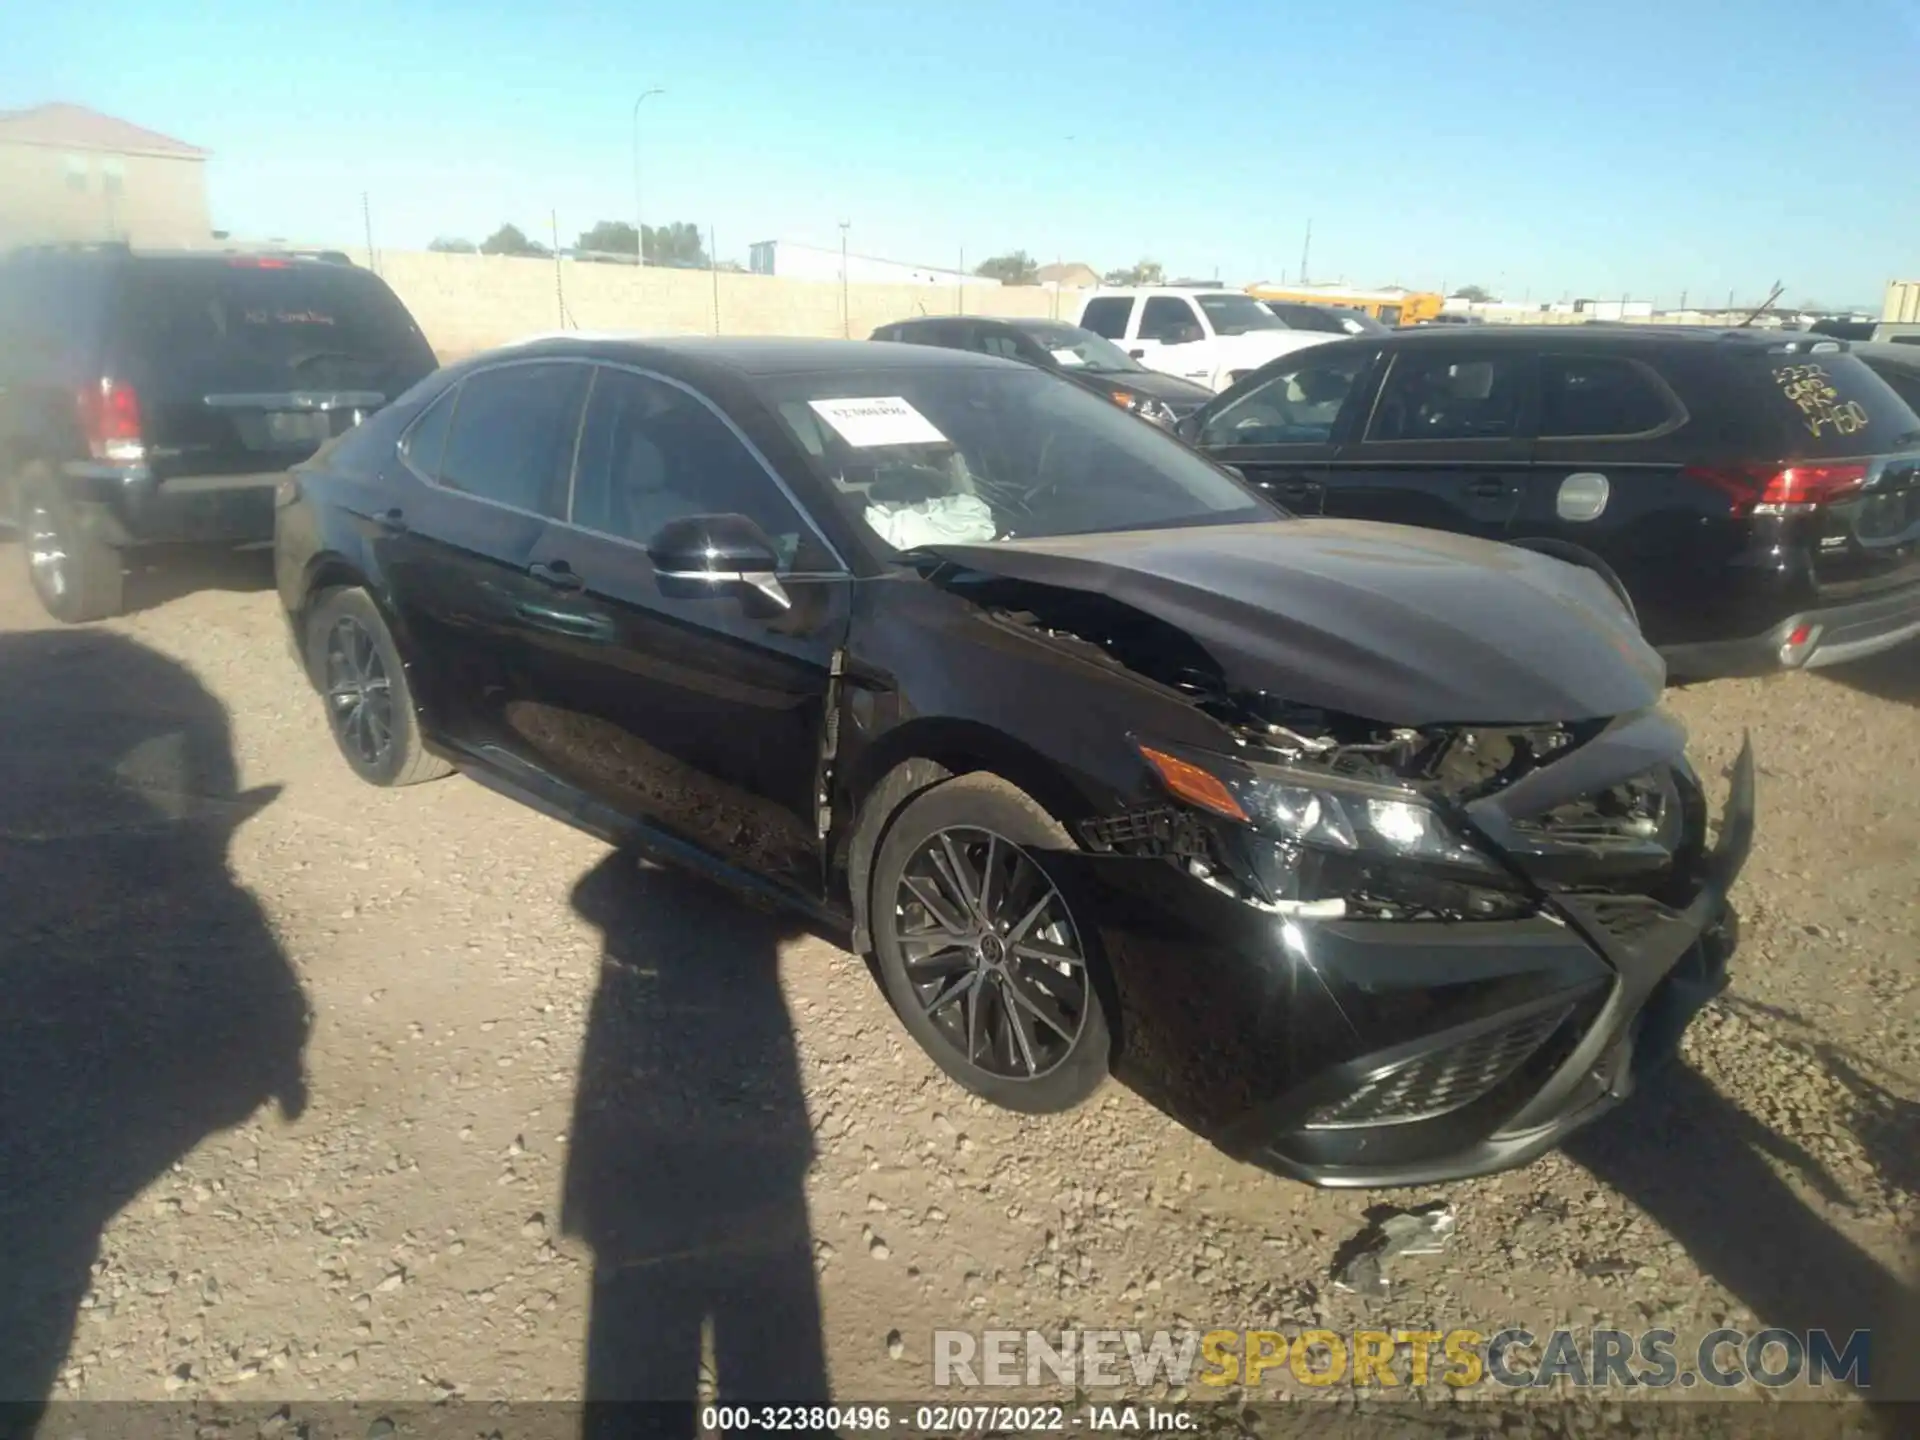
[
  {"x1": 0, "y1": 244, "x2": 436, "y2": 622},
  {"x1": 1183, "y1": 326, "x2": 1920, "y2": 678}
]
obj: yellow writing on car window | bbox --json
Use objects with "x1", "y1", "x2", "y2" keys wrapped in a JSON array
[{"x1": 1773, "y1": 363, "x2": 1870, "y2": 439}]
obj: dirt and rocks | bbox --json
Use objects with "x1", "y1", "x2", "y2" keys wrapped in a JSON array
[{"x1": 0, "y1": 546, "x2": 1914, "y2": 1428}]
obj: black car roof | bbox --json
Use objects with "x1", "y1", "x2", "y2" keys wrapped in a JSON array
[
  {"x1": 1366, "y1": 323, "x2": 1835, "y2": 350},
  {"x1": 484, "y1": 333, "x2": 1019, "y2": 377}
]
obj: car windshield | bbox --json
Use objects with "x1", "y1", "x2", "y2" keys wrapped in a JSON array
[
  {"x1": 762, "y1": 366, "x2": 1276, "y2": 554},
  {"x1": 1196, "y1": 294, "x2": 1284, "y2": 335},
  {"x1": 1012, "y1": 322, "x2": 1143, "y2": 373}
]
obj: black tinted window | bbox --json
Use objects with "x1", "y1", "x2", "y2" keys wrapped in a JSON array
[
  {"x1": 117, "y1": 260, "x2": 434, "y2": 390},
  {"x1": 437, "y1": 363, "x2": 588, "y2": 515},
  {"x1": 1281, "y1": 305, "x2": 1348, "y2": 334},
  {"x1": 1140, "y1": 296, "x2": 1201, "y2": 343},
  {"x1": 571, "y1": 368, "x2": 820, "y2": 570},
  {"x1": 1867, "y1": 364, "x2": 1920, "y2": 416},
  {"x1": 1760, "y1": 354, "x2": 1920, "y2": 457},
  {"x1": 1199, "y1": 350, "x2": 1373, "y2": 447},
  {"x1": 1367, "y1": 352, "x2": 1526, "y2": 441},
  {"x1": 1539, "y1": 355, "x2": 1676, "y2": 438},
  {"x1": 971, "y1": 328, "x2": 1027, "y2": 360},
  {"x1": 401, "y1": 387, "x2": 456, "y2": 475},
  {"x1": 1078, "y1": 297, "x2": 1132, "y2": 339}
]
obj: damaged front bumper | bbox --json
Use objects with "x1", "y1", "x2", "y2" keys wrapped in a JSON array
[{"x1": 1066, "y1": 732, "x2": 1756, "y2": 1189}]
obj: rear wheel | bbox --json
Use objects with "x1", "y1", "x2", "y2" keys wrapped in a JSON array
[
  {"x1": 19, "y1": 467, "x2": 125, "y2": 623},
  {"x1": 869, "y1": 773, "x2": 1110, "y2": 1114},
  {"x1": 304, "y1": 587, "x2": 452, "y2": 787}
]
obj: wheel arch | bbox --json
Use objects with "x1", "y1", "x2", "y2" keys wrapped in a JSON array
[
  {"x1": 839, "y1": 717, "x2": 1099, "y2": 955},
  {"x1": 297, "y1": 552, "x2": 443, "y2": 738}
]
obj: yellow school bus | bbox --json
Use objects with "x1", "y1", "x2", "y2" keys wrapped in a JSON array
[{"x1": 1246, "y1": 284, "x2": 1445, "y2": 327}]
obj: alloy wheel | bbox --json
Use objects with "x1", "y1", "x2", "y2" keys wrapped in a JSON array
[
  {"x1": 892, "y1": 826, "x2": 1089, "y2": 1080},
  {"x1": 25, "y1": 502, "x2": 69, "y2": 601},
  {"x1": 324, "y1": 616, "x2": 395, "y2": 768}
]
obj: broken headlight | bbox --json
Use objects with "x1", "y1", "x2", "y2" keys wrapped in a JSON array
[
  {"x1": 1138, "y1": 743, "x2": 1528, "y2": 918},
  {"x1": 1140, "y1": 744, "x2": 1499, "y2": 872}
]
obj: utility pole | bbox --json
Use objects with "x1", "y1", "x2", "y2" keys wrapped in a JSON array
[
  {"x1": 958, "y1": 245, "x2": 965, "y2": 316},
  {"x1": 361, "y1": 192, "x2": 376, "y2": 272},
  {"x1": 839, "y1": 221, "x2": 850, "y2": 337},
  {"x1": 1299, "y1": 219, "x2": 1312, "y2": 287},
  {"x1": 631, "y1": 88, "x2": 665, "y2": 266},
  {"x1": 711, "y1": 224, "x2": 721, "y2": 335}
]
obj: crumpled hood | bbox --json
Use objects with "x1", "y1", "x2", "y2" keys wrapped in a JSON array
[{"x1": 922, "y1": 518, "x2": 1665, "y2": 725}]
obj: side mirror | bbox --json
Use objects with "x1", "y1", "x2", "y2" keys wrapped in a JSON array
[
  {"x1": 1174, "y1": 412, "x2": 1205, "y2": 445},
  {"x1": 645, "y1": 513, "x2": 790, "y2": 610},
  {"x1": 1217, "y1": 463, "x2": 1248, "y2": 483}
]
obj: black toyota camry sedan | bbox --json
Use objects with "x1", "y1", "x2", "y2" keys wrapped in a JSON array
[{"x1": 274, "y1": 335, "x2": 1754, "y2": 1188}]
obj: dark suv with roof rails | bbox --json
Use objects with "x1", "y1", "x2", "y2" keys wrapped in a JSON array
[
  {"x1": 1182, "y1": 325, "x2": 1920, "y2": 679},
  {"x1": 0, "y1": 243, "x2": 436, "y2": 622}
]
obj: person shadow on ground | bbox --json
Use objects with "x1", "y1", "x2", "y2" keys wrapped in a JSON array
[
  {"x1": 562, "y1": 851, "x2": 828, "y2": 1433},
  {"x1": 0, "y1": 630, "x2": 310, "y2": 1415},
  {"x1": 1565, "y1": 1057, "x2": 1918, "y2": 1419}
]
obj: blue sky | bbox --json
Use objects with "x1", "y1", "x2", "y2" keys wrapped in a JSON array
[{"x1": 5, "y1": 0, "x2": 1914, "y2": 306}]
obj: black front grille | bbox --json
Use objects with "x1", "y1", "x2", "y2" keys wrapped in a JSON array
[{"x1": 1302, "y1": 1004, "x2": 1573, "y2": 1129}]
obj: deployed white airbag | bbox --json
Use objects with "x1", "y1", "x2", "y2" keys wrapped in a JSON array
[{"x1": 864, "y1": 493, "x2": 997, "y2": 550}]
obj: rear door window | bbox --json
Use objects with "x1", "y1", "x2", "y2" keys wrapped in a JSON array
[
  {"x1": 1538, "y1": 355, "x2": 1681, "y2": 438},
  {"x1": 116, "y1": 259, "x2": 435, "y2": 394},
  {"x1": 435, "y1": 362, "x2": 589, "y2": 517},
  {"x1": 1755, "y1": 352, "x2": 1920, "y2": 457},
  {"x1": 1078, "y1": 297, "x2": 1133, "y2": 339}
]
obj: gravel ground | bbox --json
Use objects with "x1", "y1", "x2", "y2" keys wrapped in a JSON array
[{"x1": 0, "y1": 544, "x2": 1913, "y2": 1430}]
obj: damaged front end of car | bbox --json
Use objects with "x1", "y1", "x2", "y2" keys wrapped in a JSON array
[
  {"x1": 911, "y1": 538, "x2": 1754, "y2": 1186},
  {"x1": 1100, "y1": 698, "x2": 1751, "y2": 1186}
]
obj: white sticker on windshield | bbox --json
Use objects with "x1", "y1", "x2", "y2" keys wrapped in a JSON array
[{"x1": 808, "y1": 396, "x2": 948, "y2": 448}]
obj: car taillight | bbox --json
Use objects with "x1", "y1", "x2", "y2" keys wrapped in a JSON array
[
  {"x1": 75, "y1": 378, "x2": 145, "y2": 462},
  {"x1": 1682, "y1": 462, "x2": 1869, "y2": 515}
]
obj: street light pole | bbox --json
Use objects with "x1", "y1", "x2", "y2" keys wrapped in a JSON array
[
  {"x1": 839, "y1": 220, "x2": 850, "y2": 338},
  {"x1": 631, "y1": 88, "x2": 665, "y2": 266}
]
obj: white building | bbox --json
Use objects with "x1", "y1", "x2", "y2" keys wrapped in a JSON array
[{"x1": 748, "y1": 238, "x2": 1000, "y2": 288}]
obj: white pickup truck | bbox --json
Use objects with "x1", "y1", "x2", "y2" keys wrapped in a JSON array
[{"x1": 1073, "y1": 287, "x2": 1334, "y2": 392}]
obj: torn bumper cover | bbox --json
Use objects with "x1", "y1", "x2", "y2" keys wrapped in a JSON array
[{"x1": 1066, "y1": 729, "x2": 1756, "y2": 1189}]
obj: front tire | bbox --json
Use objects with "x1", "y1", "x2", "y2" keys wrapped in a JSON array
[
  {"x1": 869, "y1": 772, "x2": 1111, "y2": 1114},
  {"x1": 19, "y1": 467, "x2": 125, "y2": 623},
  {"x1": 304, "y1": 587, "x2": 452, "y2": 787}
]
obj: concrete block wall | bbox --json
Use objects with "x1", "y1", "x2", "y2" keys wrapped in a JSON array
[{"x1": 373, "y1": 251, "x2": 1090, "y2": 361}]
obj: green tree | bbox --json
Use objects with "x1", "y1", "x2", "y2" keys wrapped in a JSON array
[
  {"x1": 1102, "y1": 259, "x2": 1165, "y2": 286},
  {"x1": 1451, "y1": 284, "x2": 1496, "y2": 302},
  {"x1": 975, "y1": 251, "x2": 1039, "y2": 285},
  {"x1": 479, "y1": 224, "x2": 549, "y2": 258},
  {"x1": 428, "y1": 236, "x2": 477, "y2": 254},
  {"x1": 576, "y1": 220, "x2": 640, "y2": 257},
  {"x1": 643, "y1": 222, "x2": 708, "y2": 267}
]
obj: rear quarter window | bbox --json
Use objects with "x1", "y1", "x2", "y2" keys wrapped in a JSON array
[{"x1": 1751, "y1": 353, "x2": 1920, "y2": 457}]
